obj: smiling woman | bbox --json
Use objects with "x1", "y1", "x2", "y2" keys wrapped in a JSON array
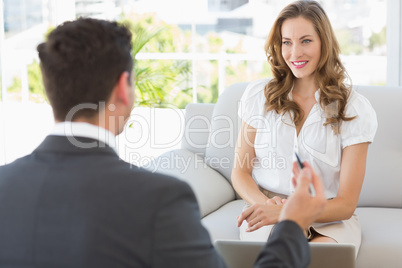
[{"x1": 232, "y1": 0, "x2": 378, "y2": 258}]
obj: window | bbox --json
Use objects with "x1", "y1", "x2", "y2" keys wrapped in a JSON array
[{"x1": 129, "y1": 0, "x2": 389, "y2": 108}]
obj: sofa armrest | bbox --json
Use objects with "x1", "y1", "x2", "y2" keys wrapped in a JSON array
[{"x1": 143, "y1": 149, "x2": 236, "y2": 218}]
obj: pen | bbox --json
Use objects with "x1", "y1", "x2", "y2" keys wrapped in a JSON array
[{"x1": 295, "y1": 152, "x2": 316, "y2": 197}]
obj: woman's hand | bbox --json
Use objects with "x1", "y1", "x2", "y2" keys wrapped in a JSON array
[{"x1": 237, "y1": 197, "x2": 286, "y2": 232}]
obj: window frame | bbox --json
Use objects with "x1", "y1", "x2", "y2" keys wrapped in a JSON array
[{"x1": 387, "y1": 0, "x2": 402, "y2": 86}]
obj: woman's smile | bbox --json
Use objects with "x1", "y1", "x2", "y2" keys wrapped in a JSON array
[{"x1": 291, "y1": 60, "x2": 309, "y2": 68}]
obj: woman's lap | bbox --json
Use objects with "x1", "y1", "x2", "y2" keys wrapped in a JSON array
[{"x1": 239, "y1": 190, "x2": 361, "y2": 257}]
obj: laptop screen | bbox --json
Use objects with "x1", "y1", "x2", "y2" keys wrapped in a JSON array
[{"x1": 214, "y1": 240, "x2": 355, "y2": 268}]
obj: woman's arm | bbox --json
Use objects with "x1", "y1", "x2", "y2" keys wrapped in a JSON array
[
  {"x1": 233, "y1": 122, "x2": 284, "y2": 230},
  {"x1": 317, "y1": 142, "x2": 369, "y2": 222},
  {"x1": 292, "y1": 143, "x2": 369, "y2": 223},
  {"x1": 231, "y1": 121, "x2": 269, "y2": 205}
]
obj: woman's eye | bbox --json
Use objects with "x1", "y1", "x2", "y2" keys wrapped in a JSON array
[
  {"x1": 302, "y1": 39, "x2": 312, "y2": 44},
  {"x1": 282, "y1": 41, "x2": 291, "y2": 45}
]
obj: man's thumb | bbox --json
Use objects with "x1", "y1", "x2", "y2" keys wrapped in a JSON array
[
  {"x1": 296, "y1": 168, "x2": 312, "y2": 189},
  {"x1": 301, "y1": 168, "x2": 312, "y2": 180}
]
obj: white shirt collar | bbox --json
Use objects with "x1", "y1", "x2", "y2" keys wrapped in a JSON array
[
  {"x1": 288, "y1": 87, "x2": 320, "y2": 102},
  {"x1": 50, "y1": 122, "x2": 117, "y2": 152},
  {"x1": 314, "y1": 89, "x2": 320, "y2": 102}
]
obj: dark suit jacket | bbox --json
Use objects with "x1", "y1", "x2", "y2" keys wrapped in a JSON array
[{"x1": 0, "y1": 135, "x2": 309, "y2": 268}]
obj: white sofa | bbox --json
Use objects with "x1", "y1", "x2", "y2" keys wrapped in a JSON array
[{"x1": 146, "y1": 82, "x2": 402, "y2": 267}]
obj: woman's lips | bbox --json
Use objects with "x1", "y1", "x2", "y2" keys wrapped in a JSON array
[{"x1": 291, "y1": 61, "x2": 308, "y2": 69}]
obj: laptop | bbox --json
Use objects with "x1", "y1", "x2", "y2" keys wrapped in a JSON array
[{"x1": 214, "y1": 240, "x2": 355, "y2": 268}]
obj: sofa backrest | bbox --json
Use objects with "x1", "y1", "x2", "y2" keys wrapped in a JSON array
[
  {"x1": 204, "y1": 82, "x2": 249, "y2": 182},
  {"x1": 355, "y1": 85, "x2": 402, "y2": 208},
  {"x1": 181, "y1": 103, "x2": 215, "y2": 156},
  {"x1": 182, "y1": 83, "x2": 247, "y2": 182}
]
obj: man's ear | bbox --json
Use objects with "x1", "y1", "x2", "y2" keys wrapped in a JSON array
[{"x1": 114, "y1": 71, "x2": 130, "y2": 106}]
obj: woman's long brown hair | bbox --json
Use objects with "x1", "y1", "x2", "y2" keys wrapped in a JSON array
[{"x1": 264, "y1": 0, "x2": 354, "y2": 133}]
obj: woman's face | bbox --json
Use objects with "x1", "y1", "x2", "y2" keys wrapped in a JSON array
[{"x1": 281, "y1": 16, "x2": 321, "y2": 80}]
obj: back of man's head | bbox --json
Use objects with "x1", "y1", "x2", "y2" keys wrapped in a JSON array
[{"x1": 37, "y1": 18, "x2": 133, "y2": 121}]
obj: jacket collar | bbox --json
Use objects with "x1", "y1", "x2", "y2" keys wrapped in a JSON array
[{"x1": 34, "y1": 135, "x2": 118, "y2": 157}]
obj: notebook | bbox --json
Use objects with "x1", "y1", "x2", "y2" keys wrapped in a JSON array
[{"x1": 214, "y1": 240, "x2": 355, "y2": 268}]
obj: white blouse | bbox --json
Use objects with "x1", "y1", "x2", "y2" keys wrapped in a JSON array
[{"x1": 238, "y1": 78, "x2": 378, "y2": 198}]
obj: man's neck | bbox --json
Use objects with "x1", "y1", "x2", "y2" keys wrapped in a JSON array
[
  {"x1": 56, "y1": 116, "x2": 117, "y2": 136},
  {"x1": 51, "y1": 121, "x2": 118, "y2": 151}
]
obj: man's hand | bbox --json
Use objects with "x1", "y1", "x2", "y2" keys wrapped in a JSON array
[{"x1": 279, "y1": 162, "x2": 327, "y2": 231}]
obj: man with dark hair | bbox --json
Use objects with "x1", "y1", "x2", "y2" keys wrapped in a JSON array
[
  {"x1": 0, "y1": 18, "x2": 326, "y2": 267},
  {"x1": 38, "y1": 18, "x2": 134, "y2": 122}
]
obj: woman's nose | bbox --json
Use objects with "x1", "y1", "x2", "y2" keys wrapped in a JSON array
[{"x1": 292, "y1": 44, "x2": 303, "y2": 58}]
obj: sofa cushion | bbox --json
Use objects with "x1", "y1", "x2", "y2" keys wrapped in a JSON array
[
  {"x1": 355, "y1": 207, "x2": 402, "y2": 267},
  {"x1": 202, "y1": 199, "x2": 244, "y2": 242},
  {"x1": 144, "y1": 149, "x2": 235, "y2": 218}
]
